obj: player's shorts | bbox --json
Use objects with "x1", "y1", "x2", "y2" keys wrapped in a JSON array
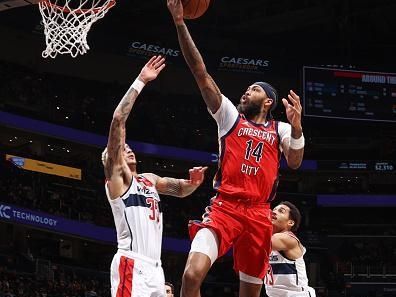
[
  {"x1": 266, "y1": 287, "x2": 316, "y2": 297},
  {"x1": 189, "y1": 193, "x2": 273, "y2": 279},
  {"x1": 110, "y1": 249, "x2": 165, "y2": 297}
]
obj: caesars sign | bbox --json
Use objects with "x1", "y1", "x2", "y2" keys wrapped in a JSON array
[
  {"x1": 128, "y1": 41, "x2": 180, "y2": 59},
  {"x1": 218, "y1": 56, "x2": 270, "y2": 73}
]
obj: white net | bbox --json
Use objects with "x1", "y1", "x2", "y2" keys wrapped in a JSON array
[{"x1": 38, "y1": 0, "x2": 115, "y2": 58}]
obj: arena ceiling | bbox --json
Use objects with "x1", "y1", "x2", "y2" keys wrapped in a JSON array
[
  {"x1": 0, "y1": 0, "x2": 395, "y2": 96},
  {"x1": 0, "y1": 0, "x2": 395, "y2": 57}
]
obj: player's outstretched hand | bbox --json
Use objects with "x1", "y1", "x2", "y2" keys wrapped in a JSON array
[
  {"x1": 282, "y1": 90, "x2": 302, "y2": 130},
  {"x1": 138, "y1": 55, "x2": 166, "y2": 84},
  {"x1": 167, "y1": 0, "x2": 184, "y2": 24},
  {"x1": 188, "y1": 166, "x2": 208, "y2": 186}
]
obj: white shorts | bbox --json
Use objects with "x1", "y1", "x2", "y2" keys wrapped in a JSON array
[
  {"x1": 110, "y1": 250, "x2": 165, "y2": 297},
  {"x1": 266, "y1": 287, "x2": 316, "y2": 297}
]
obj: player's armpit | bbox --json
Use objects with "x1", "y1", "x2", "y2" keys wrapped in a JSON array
[
  {"x1": 106, "y1": 175, "x2": 125, "y2": 200},
  {"x1": 105, "y1": 165, "x2": 130, "y2": 199}
]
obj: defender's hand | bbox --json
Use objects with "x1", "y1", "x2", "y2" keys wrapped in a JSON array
[
  {"x1": 187, "y1": 166, "x2": 208, "y2": 186},
  {"x1": 138, "y1": 55, "x2": 166, "y2": 84},
  {"x1": 282, "y1": 90, "x2": 302, "y2": 130}
]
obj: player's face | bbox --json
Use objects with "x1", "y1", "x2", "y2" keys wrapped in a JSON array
[
  {"x1": 165, "y1": 285, "x2": 174, "y2": 297},
  {"x1": 123, "y1": 144, "x2": 137, "y2": 166},
  {"x1": 272, "y1": 204, "x2": 293, "y2": 231},
  {"x1": 237, "y1": 84, "x2": 273, "y2": 118}
]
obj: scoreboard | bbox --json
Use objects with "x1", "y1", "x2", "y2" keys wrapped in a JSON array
[
  {"x1": 303, "y1": 66, "x2": 396, "y2": 122},
  {"x1": 317, "y1": 160, "x2": 395, "y2": 172}
]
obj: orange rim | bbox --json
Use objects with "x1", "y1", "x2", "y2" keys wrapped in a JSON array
[{"x1": 39, "y1": 0, "x2": 115, "y2": 14}]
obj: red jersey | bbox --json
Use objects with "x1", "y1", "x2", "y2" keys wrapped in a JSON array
[{"x1": 210, "y1": 95, "x2": 291, "y2": 203}]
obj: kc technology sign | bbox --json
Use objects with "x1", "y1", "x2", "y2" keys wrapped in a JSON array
[{"x1": 0, "y1": 203, "x2": 115, "y2": 243}]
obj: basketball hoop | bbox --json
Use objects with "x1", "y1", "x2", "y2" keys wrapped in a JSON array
[{"x1": 38, "y1": 0, "x2": 115, "y2": 58}]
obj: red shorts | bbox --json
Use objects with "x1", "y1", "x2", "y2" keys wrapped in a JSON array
[{"x1": 189, "y1": 193, "x2": 273, "y2": 279}]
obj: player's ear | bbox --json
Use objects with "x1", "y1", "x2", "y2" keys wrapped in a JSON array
[
  {"x1": 264, "y1": 98, "x2": 273, "y2": 108},
  {"x1": 287, "y1": 220, "x2": 295, "y2": 229}
]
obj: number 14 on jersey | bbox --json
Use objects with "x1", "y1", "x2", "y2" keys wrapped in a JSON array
[{"x1": 241, "y1": 140, "x2": 263, "y2": 176}]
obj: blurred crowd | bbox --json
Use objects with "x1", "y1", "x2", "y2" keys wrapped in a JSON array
[
  {"x1": 0, "y1": 264, "x2": 108, "y2": 297},
  {"x1": 0, "y1": 61, "x2": 217, "y2": 153}
]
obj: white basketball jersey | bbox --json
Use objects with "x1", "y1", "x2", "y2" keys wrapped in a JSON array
[
  {"x1": 106, "y1": 174, "x2": 163, "y2": 261},
  {"x1": 266, "y1": 232, "x2": 315, "y2": 297}
]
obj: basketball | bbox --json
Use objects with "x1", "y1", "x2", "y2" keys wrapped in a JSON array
[{"x1": 182, "y1": 0, "x2": 210, "y2": 19}]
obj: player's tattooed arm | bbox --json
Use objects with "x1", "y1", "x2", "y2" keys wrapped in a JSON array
[
  {"x1": 148, "y1": 167, "x2": 208, "y2": 198},
  {"x1": 157, "y1": 177, "x2": 185, "y2": 197},
  {"x1": 105, "y1": 56, "x2": 166, "y2": 178},
  {"x1": 167, "y1": 0, "x2": 222, "y2": 113},
  {"x1": 105, "y1": 85, "x2": 138, "y2": 178},
  {"x1": 105, "y1": 119, "x2": 127, "y2": 179}
]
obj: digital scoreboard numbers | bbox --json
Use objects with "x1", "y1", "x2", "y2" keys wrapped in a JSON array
[
  {"x1": 318, "y1": 160, "x2": 395, "y2": 172},
  {"x1": 303, "y1": 67, "x2": 396, "y2": 122}
]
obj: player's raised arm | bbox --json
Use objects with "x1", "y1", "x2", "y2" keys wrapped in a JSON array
[
  {"x1": 280, "y1": 90, "x2": 305, "y2": 169},
  {"x1": 104, "y1": 56, "x2": 166, "y2": 179},
  {"x1": 167, "y1": 0, "x2": 222, "y2": 114},
  {"x1": 145, "y1": 166, "x2": 208, "y2": 198}
]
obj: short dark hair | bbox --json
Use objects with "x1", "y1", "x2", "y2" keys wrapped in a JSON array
[
  {"x1": 279, "y1": 201, "x2": 301, "y2": 232},
  {"x1": 165, "y1": 282, "x2": 174, "y2": 294}
]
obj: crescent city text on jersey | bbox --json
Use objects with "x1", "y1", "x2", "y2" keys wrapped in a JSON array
[{"x1": 237, "y1": 127, "x2": 277, "y2": 145}]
